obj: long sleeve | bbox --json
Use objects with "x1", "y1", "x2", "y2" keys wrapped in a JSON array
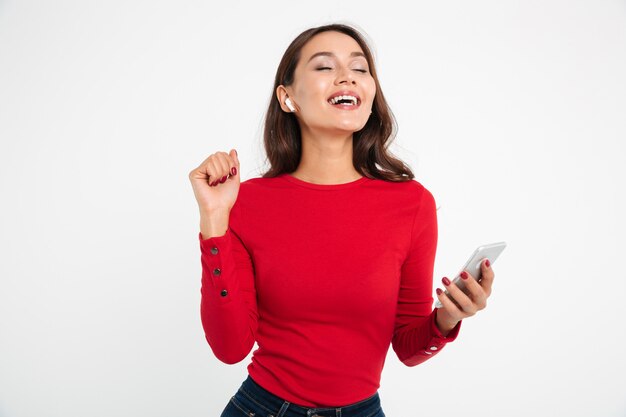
[
  {"x1": 198, "y1": 198, "x2": 258, "y2": 364},
  {"x1": 391, "y1": 185, "x2": 462, "y2": 367}
]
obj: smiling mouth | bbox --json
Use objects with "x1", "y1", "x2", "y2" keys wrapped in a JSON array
[{"x1": 327, "y1": 95, "x2": 361, "y2": 109}]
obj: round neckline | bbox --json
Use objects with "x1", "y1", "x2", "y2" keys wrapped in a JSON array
[{"x1": 280, "y1": 173, "x2": 371, "y2": 190}]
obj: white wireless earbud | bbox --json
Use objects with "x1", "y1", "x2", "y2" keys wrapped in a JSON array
[{"x1": 285, "y1": 98, "x2": 296, "y2": 112}]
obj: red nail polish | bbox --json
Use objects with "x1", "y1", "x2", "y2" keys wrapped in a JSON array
[
  {"x1": 460, "y1": 271, "x2": 468, "y2": 280},
  {"x1": 436, "y1": 288, "x2": 442, "y2": 295},
  {"x1": 220, "y1": 176, "x2": 227, "y2": 183},
  {"x1": 231, "y1": 167, "x2": 237, "y2": 176},
  {"x1": 485, "y1": 259, "x2": 491, "y2": 267},
  {"x1": 442, "y1": 277, "x2": 451, "y2": 286}
]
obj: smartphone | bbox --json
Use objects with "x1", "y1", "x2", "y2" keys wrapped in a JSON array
[{"x1": 434, "y1": 241, "x2": 507, "y2": 309}]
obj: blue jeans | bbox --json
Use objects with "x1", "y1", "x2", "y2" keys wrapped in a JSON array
[{"x1": 220, "y1": 374, "x2": 386, "y2": 417}]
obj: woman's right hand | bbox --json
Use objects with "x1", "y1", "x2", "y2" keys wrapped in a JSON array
[{"x1": 188, "y1": 149, "x2": 240, "y2": 214}]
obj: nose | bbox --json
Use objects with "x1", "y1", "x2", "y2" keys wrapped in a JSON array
[{"x1": 335, "y1": 66, "x2": 356, "y2": 85}]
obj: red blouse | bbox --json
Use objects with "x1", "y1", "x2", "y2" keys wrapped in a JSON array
[{"x1": 198, "y1": 173, "x2": 461, "y2": 407}]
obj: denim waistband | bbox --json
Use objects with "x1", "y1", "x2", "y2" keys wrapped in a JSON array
[{"x1": 235, "y1": 374, "x2": 382, "y2": 417}]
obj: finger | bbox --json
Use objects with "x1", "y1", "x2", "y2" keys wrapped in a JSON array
[
  {"x1": 206, "y1": 157, "x2": 222, "y2": 186},
  {"x1": 189, "y1": 155, "x2": 214, "y2": 181},
  {"x1": 213, "y1": 152, "x2": 232, "y2": 183},
  {"x1": 442, "y1": 276, "x2": 477, "y2": 316},
  {"x1": 479, "y1": 258, "x2": 495, "y2": 296},
  {"x1": 459, "y1": 271, "x2": 488, "y2": 310},
  {"x1": 228, "y1": 149, "x2": 239, "y2": 180},
  {"x1": 230, "y1": 149, "x2": 239, "y2": 168},
  {"x1": 435, "y1": 288, "x2": 463, "y2": 322}
]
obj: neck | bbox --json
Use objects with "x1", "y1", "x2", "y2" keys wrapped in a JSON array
[{"x1": 291, "y1": 126, "x2": 362, "y2": 184}]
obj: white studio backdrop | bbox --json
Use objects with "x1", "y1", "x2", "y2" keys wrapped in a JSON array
[{"x1": 0, "y1": 1, "x2": 624, "y2": 416}]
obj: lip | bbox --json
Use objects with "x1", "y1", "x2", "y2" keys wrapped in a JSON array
[{"x1": 327, "y1": 90, "x2": 361, "y2": 105}]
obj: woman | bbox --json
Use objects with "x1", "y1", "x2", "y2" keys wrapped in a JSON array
[{"x1": 188, "y1": 23, "x2": 495, "y2": 417}]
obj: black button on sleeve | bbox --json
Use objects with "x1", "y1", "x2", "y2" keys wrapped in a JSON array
[
  {"x1": 220, "y1": 289, "x2": 228, "y2": 297},
  {"x1": 213, "y1": 267, "x2": 221, "y2": 277}
]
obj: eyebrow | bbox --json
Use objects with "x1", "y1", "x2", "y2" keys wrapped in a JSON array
[{"x1": 306, "y1": 51, "x2": 367, "y2": 63}]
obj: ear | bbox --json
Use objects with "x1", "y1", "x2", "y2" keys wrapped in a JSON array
[{"x1": 276, "y1": 85, "x2": 292, "y2": 113}]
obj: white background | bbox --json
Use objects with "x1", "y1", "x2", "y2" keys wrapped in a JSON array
[{"x1": 1, "y1": 1, "x2": 625, "y2": 416}]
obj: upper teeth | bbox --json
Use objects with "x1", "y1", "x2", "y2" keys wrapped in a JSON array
[{"x1": 329, "y1": 95, "x2": 358, "y2": 105}]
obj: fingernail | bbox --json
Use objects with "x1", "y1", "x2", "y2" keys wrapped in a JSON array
[
  {"x1": 234, "y1": 149, "x2": 238, "y2": 156},
  {"x1": 485, "y1": 259, "x2": 491, "y2": 268},
  {"x1": 461, "y1": 271, "x2": 469, "y2": 280},
  {"x1": 436, "y1": 288, "x2": 442, "y2": 295},
  {"x1": 220, "y1": 176, "x2": 227, "y2": 183},
  {"x1": 442, "y1": 277, "x2": 451, "y2": 286},
  {"x1": 231, "y1": 167, "x2": 237, "y2": 176}
]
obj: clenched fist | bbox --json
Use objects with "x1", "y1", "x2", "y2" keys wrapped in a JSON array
[{"x1": 188, "y1": 149, "x2": 240, "y2": 215}]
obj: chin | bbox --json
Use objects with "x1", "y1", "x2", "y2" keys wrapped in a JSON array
[
  {"x1": 335, "y1": 119, "x2": 368, "y2": 132},
  {"x1": 308, "y1": 118, "x2": 368, "y2": 135}
]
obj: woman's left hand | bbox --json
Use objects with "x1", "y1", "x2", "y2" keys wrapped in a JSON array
[{"x1": 435, "y1": 258, "x2": 495, "y2": 334}]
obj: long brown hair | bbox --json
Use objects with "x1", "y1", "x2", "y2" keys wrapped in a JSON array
[{"x1": 261, "y1": 23, "x2": 415, "y2": 182}]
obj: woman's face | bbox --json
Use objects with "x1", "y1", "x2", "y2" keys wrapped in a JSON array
[{"x1": 279, "y1": 31, "x2": 376, "y2": 134}]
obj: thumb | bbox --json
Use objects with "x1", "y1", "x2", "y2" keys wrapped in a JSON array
[{"x1": 230, "y1": 148, "x2": 240, "y2": 169}]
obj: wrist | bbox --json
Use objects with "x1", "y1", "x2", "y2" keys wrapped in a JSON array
[
  {"x1": 435, "y1": 309, "x2": 459, "y2": 337},
  {"x1": 199, "y1": 206, "x2": 230, "y2": 217},
  {"x1": 199, "y1": 210, "x2": 230, "y2": 239}
]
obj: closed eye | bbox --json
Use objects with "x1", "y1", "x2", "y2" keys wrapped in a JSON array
[{"x1": 316, "y1": 67, "x2": 368, "y2": 73}]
